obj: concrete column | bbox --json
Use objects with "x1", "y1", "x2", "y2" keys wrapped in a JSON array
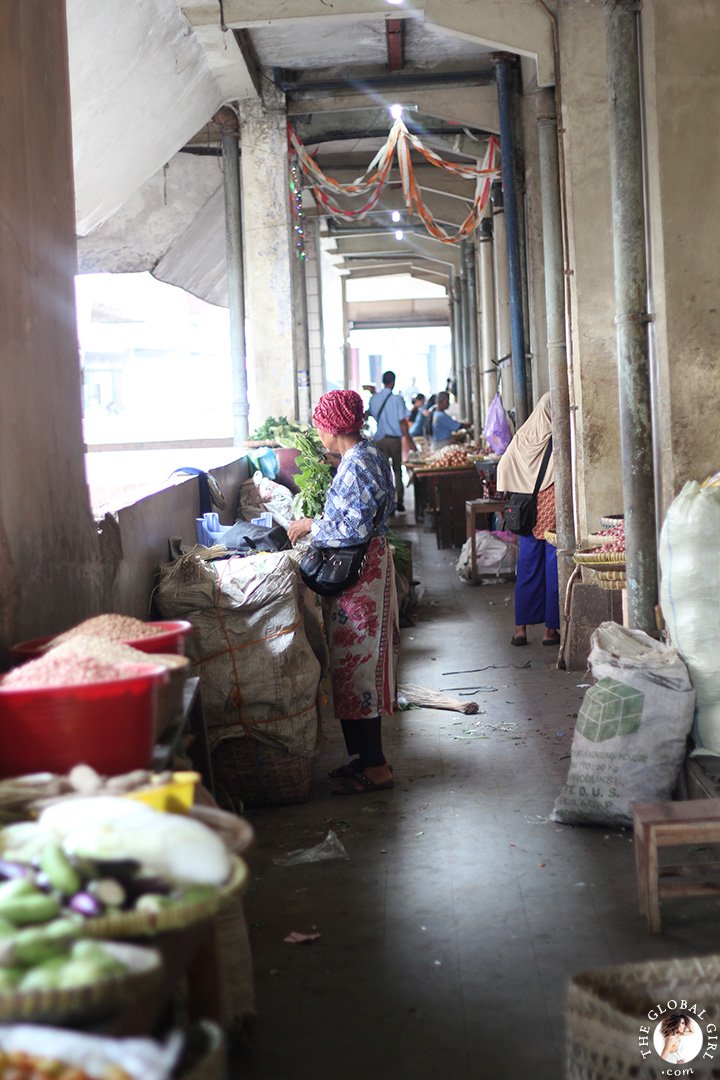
[
  {"x1": 239, "y1": 87, "x2": 296, "y2": 424},
  {"x1": 491, "y1": 181, "x2": 515, "y2": 420},
  {"x1": 456, "y1": 268, "x2": 468, "y2": 417},
  {"x1": 478, "y1": 216, "x2": 497, "y2": 424},
  {"x1": 0, "y1": 3, "x2": 100, "y2": 657},
  {"x1": 604, "y1": 0, "x2": 658, "y2": 634},
  {"x1": 215, "y1": 107, "x2": 249, "y2": 444},
  {"x1": 536, "y1": 89, "x2": 575, "y2": 604}
]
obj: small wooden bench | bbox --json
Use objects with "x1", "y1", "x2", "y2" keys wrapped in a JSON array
[{"x1": 632, "y1": 799, "x2": 720, "y2": 933}]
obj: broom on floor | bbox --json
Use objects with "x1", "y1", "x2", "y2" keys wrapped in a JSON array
[{"x1": 398, "y1": 682, "x2": 479, "y2": 715}]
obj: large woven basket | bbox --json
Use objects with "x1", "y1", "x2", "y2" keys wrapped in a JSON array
[
  {"x1": 211, "y1": 737, "x2": 315, "y2": 810},
  {"x1": 567, "y1": 953, "x2": 720, "y2": 1079}
]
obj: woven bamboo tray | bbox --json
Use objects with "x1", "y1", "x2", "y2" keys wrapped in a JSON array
[
  {"x1": 600, "y1": 515, "x2": 624, "y2": 529},
  {"x1": 567, "y1": 953, "x2": 720, "y2": 1080},
  {"x1": 81, "y1": 855, "x2": 248, "y2": 939},
  {"x1": 212, "y1": 737, "x2": 316, "y2": 809},
  {"x1": 0, "y1": 940, "x2": 161, "y2": 1024},
  {"x1": 581, "y1": 566, "x2": 627, "y2": 589},
  {"x1": 572, "y1": 550, "x2": 626, "y2": 569}
]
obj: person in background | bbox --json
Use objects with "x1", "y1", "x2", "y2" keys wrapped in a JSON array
[
  {"x1": 430, "y1": 391, "x2": 471, "y2": 450},
  {"x1": 367, "y1": 370, "x2": 415, "y2": 512},
  {"x1": 497, "y1": 391, "x2": 560, "y2": 647},
  {"x1": 408, "y1": 393, "x2": 426, "y2": 436},
  {"x1": 288, "y1": 390, "x2": 398, "y2": 796}
]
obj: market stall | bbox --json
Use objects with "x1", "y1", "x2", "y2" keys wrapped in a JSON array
[
  {"x1": 0, "y1": 614, "x2": 256, "y2": 1079},
  {"x1": 405, "y1": 446, "x2": 497, "y2": 549}
]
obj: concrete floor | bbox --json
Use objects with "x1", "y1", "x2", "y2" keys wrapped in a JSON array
[{"x1": 239, "y1": 515, "x2": 720, "y2": 1080}]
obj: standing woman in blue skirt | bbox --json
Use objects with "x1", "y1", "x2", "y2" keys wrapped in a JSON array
[{"x1": 497, "y1": 393, "x2": 560, "y2": 647}]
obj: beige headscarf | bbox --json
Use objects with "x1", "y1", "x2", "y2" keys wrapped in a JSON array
[{"x1": 496, "y1": 392, "x2": 554, "y2": 493}]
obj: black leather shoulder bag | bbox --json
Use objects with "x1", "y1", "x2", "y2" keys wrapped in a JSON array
[{"x1": 503, "y1": 436, "x2": 553, "y2": 536}]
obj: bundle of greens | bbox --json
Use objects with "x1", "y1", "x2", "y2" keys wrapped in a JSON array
[
  {"x1": 251, "y1": 417, "x2": 322, "y2": 450},
  {"x1": 290, "y1": 433, "x2": 334, "y2": 518},
  {"x1": 387, "y1": 529, "x2": 411, "y2": 577}
]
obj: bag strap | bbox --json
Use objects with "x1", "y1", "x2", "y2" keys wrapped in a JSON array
[
  {"x1": 374, "y1": 389, "x2": 392, "y2": 425},
  {"x1": 532, "y1": 436, "x2": 553, "y2": 497}
]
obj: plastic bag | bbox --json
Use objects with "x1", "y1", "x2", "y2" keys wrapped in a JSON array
[
  {"x1": 455, "y1": 531, "x2": 517, "y2": 581},
  {"x1": 273, "y1": 830, "x2": 349, "y2": 866},
  {"x1": 659, "y1": 480, "x2": 720, "y2": 753},
  {"x1": 246, "y1": 447, "x2": 278, "y2": 478},
  {"x1": 483, "y1": 392, "x2": 513, "y2": 455},
  {"x1": 552, "y1": 623, "x2": 695, "y2": 826}
]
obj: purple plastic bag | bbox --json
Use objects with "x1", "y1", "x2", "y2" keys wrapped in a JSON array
[{"x1": 483, "y1": 392, "x2": 513, "y2": 455}]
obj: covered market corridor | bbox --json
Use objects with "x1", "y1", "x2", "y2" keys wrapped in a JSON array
[{"x1": 239, "y1": 513, "x2": 720, "y2": 1080}]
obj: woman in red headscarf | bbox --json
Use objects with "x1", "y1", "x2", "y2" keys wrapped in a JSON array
[{"x1": 288, "y1": 390, "x2": 399, "y2": 795}]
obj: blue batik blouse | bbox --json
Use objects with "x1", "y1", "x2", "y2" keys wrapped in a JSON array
[{"x1": 311, "y1": 439, "x2": 396, "y2": 548}]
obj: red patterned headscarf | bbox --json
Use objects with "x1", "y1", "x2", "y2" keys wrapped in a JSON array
[{"x1": 312, "y1": 390, "x2": 364, "y2": 435}]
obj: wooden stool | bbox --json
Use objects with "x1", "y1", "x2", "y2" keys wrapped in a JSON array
[
  {"x1": 632, "y1": 799, "x2": 720, "y2": 933},
  {"x1": 465, "y1": 498, "x2": 508, "y2": 583}
]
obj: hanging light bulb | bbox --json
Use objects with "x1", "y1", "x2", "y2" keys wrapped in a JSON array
[
  {"x1": 391, "y1": 210, "x2": 401, "y2": 223},
  {"x1": 394, "y1": 229, "x2": 404, "y2": 241},
  {"x1": 389, "y1": 103, "x2": 404, "y2": 120},
  {"x1": 385, "y1": 0, "x2": 405, "y2": 5}
]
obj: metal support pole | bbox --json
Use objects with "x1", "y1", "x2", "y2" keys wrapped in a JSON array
[
  {"x1": 450, "y1": 275, "x2": 462, "y2": 405},
  {"x1": 478, "y1": 215, "x2": 497, "y2": 425},
  {"x1": 604, "y1": 0, "x2": 657, "y2": 634},
  {"x1": 341, "y1": 276, "x2": 351, "y2": 390},
  {"x1": 464, "y1": 239, "x2": 483, "y2": 442},
  {"x1": 536, "y1": 89, "x2": 575, "y2": 607},
  {"x1": 460, "y1": 241, "x2": 473, "y2": 422},
  {"x1": 491, "y1": 180, "x2": 514, "y2": 419},
  {"x1": 492, "y1": 55, "x2": 529, "y2": 427},
  {"x1": 291, "y1": 244, "x2": 312, "y2": 422},
  {"x1": 456, "y1": 264, "x2": 468, "y2": 417},
  {"x1": 216, "y1": 108, "x2": 249, "y2": 443}
]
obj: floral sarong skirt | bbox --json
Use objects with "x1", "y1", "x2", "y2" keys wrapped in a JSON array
[{"x1": 323, "y1": 534, "x2": 399, "y2": 720}]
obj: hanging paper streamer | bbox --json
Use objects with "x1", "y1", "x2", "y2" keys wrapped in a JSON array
[{"x1": 288, "y1": 118, "x2": 500, "y2": 244}]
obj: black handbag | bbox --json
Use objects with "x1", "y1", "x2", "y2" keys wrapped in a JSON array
[
  {"x1": 299, "y1": 502, "x2": 386, "y2": 598},
  {"x1": 503, "y1": 437, "x2": 553, "y2": 536},
  {"x1": 299, "y1": 541, "x2": 369, "y2": 597}
]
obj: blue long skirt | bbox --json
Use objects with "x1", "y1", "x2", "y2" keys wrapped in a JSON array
[{"x1": 515, "y1": 534, "x2": 560, "y2": 629}]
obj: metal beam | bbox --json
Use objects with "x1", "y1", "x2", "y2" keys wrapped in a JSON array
[
  {"x1": 536, "y1": 88, "x2": 575, "y2": 611},
  {"x1": 287, "y1": 85, "x2": 499, "y2": 133},
  {"x1": 604, "y1": 0, "x2": 657, "y2": 634},
  {"x1": 492, "y1": 54, "x2": 529, "y2": 427}
]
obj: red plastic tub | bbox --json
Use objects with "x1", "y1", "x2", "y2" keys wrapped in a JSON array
[
  {"x1": 0, "y1": 663, "x2": 166, "y2": 778},
  {"x1": 8, "y1": 620, "x2": 193, "y2": 664}
]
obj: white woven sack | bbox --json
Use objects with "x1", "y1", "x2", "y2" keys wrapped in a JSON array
[
  {"x1": 155, "y1": 550, "x2": 321, "y2": 754},
  {"x1": 552, "y1": 623, "x2": 695, "y2": 826},
  {"x1": 660, "y1": 480, "x2": 720, "y2": 753}
]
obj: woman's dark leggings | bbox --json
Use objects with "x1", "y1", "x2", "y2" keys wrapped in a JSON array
[{"x1": 340, "y1": 717, "x2": 385, "y2": 767}]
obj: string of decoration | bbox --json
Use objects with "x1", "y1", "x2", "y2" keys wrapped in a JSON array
[
  {"x1": 288, "y1": 117, "x2": 500, "y2": 244},
  {"x1": 289, "y1": 159, "x2": 307, "y2": 261}
]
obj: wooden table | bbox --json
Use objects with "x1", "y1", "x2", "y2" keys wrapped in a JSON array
[
  {"x1": 409, "y1": 466, "x2": 483, "y2": 548},
  {"x1": 465, "y1": 498, "x2": 509, "y2": 583}
]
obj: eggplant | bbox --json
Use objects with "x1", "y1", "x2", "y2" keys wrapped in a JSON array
[
  {"x1": 93, "y1": 859, "x2": 141, "y2": 881},
  {"x1": 122, "y1": 875, "x2": 172, "y2": 902},
  {"x1": 68, "y1": 891, "x2": 103, "y2": 918},
  {"x1": 0, "y1": 859, "x2": 34, "y2": 882}
]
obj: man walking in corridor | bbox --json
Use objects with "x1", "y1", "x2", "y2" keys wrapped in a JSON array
[{"x1": 368, "y1": 370, "x2": 415, "y2": 512}]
